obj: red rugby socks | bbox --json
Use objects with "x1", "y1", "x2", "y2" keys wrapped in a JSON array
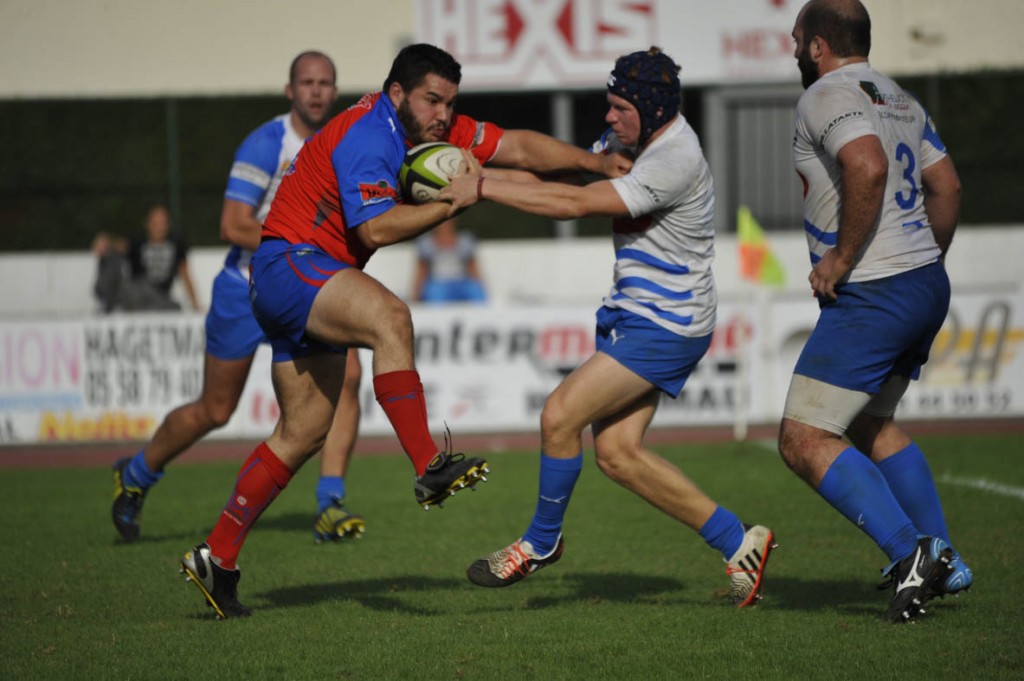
[
  {"x1": 206, "y1": 443, "x2": 292, "y2": 570},
  {"x1": 373, "y1": 370, "x2": 439, "y2": 475}
]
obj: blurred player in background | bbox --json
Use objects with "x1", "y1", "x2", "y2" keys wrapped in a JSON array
[
  {"x1": 778, "y1": 0, "x2": 969, "y2": 623},
  {"x1": 412, "y1": 215, "x2": 487, "y2": 304},
  {"x1": 112, "y1": 51, "x2": 367, "y2": 547},
  {"x1": 178, "y1": 42, "x2": 632, "y2": 618},
  {"x1": 442, "y1": 47, "x2": 776, "y2": 608}
]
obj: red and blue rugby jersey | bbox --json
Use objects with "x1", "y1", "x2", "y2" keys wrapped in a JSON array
[{"x1": 263, "y1": 91, "x2": 503, "y2": 269}]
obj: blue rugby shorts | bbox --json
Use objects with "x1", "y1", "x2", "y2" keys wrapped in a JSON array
[
  {"x1": 248, "y1": 238, "x2": 350, "y2": 362},
  {"x1": 794, "y1": 260, "x2": 950, "y2": 394},
  {"x1": 204, "y1": 268, "x2": 267, "y2": 360},
  {"x1": 595, "y1": 305, "x2": 711, "y2": 397}
]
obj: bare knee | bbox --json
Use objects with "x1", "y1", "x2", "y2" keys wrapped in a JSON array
[
  {"x1": 593, "y1": 437, "x2": 637, "y2": 484},
  {"x1": 373, "y1": 299, "x2": 414, "y2": 350},
  {"x1": 197, "y1": 395, "x2": 239, "y2": 429},
  {"x1": 778, "y1": 419, "x2": 819, "y2": 477},
  {"x1": 539, "y1": 392, "x2": 582, "y2": 454}
]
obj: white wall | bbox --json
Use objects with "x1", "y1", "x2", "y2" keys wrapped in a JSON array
[
  {"x1": 0, "y1": 0, "x2": 415, "y2": 98},
  {"x1": 2, "y1": 0, "x2": 1022, "y2": 99},
  {"x1": 1, "y1": 227, "x2": 1019, "y2": 320}
]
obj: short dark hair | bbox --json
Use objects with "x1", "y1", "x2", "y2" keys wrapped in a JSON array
[
  {"x1": 289, "y1": 51, "x2": 337, "y2": 85},
  {"x1": 383, "y1": 43, "x2": 462, "y2": 93},
  {"x1": 801, "y1": 0, "x2": 871, "y2": 58}
]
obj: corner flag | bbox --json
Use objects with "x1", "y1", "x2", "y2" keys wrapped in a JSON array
[{"x1": 737, "y1": 205, "x2": 785, "y2": 287}]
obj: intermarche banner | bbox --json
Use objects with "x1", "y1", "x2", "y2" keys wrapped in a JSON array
[{"x1": 1, "y1": 292, "x2": 1022, "y2": 445}]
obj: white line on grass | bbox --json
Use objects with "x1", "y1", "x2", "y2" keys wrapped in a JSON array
[{"x1": 938, "y1": 473, "x2": 1024, "y2": 501}]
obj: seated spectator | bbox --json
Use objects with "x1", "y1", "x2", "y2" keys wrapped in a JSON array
[
  {"x1": 92, "y1": 204, "x2": 201, "y2": 313},
  {"x1": 412, "y1": 217, "x2": 486, "y2": 304}
]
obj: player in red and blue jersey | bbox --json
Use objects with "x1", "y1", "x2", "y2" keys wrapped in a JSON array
[
  {"x1": 112, "y1": 52, "x2": 367, "y2": 547},
  {"x1": 179, "y1": 43, "x2": 632, "y2": 618}
]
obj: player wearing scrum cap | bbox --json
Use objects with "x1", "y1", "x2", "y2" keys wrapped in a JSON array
[{"x1": 443, "y1": 47, "x2": 776, "y2": 607}]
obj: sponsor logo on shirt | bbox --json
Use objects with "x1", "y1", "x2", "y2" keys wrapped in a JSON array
[
  {"x1": 859, "y1": 81, "x2": 884, "y2": 104},
  {"x1": 858, "y1": 82, "x2": 915, "y2": 110},
  {"x1": 472, "y1": 121, "x2": 486, "y2": 148},
  {"x1": 358, "y1": 180, "x2": 399, "y2": 205},
  {"x1": 818, "y1": 110, "x2": 863, "y2": 146}
]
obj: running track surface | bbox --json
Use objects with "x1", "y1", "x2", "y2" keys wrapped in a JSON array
[{"x1": 1, "y1": 419, "x2": 1020, "y2": 470}]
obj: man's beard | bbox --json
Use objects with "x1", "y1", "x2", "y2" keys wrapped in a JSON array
[
  {"x1": 395, "y1": 98, "x2": 444, "y2": 144},
  {"x1": 797, "y1": 47, "x2": 819, "y2": 89},
  {"x1": 397, "y1": 99, "x2": 430, "y2": 145}
]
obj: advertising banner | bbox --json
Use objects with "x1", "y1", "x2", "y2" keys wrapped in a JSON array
[
  {"x1": 417, "y1": 0, "x2": 799, "y2": 90},
  {"x1": 2, "y1": 291, "x2": 1021, "y2": 445}
]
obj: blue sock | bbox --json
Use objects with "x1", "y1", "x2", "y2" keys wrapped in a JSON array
[
  {"x1": 316, "y1": 476, "x2": 346, "y2": 513},
  {"x1": 124, "y1": 450, "x2": 163, "y2": 490},
  {"x1": 699, "y1": 505, "x2": 746, "y2": 560},
  {"x1": 522, "y1": 451, "x2": 583, "y2": 556},
  {"x1": 876, "y1": 442, "x2": 950, "y2": 543},
  {"x1": 818, "y1": 447, "x2": 918, "y2": 563}
]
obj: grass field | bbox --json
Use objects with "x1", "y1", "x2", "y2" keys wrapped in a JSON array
[{"x1": 2, "y1": 433, "x2": 1022, "y2": 680}]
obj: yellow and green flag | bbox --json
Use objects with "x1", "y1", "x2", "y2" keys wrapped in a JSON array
[{"x1": 737, "y1": 205, "x2": 785, "y2": 287}]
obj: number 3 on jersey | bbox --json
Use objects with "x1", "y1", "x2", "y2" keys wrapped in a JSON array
[{"x1": 894, "y1": 142, "x2": 919, "y2": 209}]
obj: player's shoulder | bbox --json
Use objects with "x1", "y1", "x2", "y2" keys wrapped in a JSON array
[
  {"x1": 321, "y1": 92, "x2": 389, "y2": 144},
  {"x1": 799, "y1": 75, "x2": 845, "y2": 107},
  {"x1": 238, "y1": 114, "x2": 289, "y2": 152},
  {"x1": 659, "y1": 115, "x2": 698, "y2": 147},
  {"x1": 340, "y1": 92, "x2": 386, "y2": 127},
  {"x1": 796, "y1": 72, "x2": 864, "y2": 122},
  {"x1": 640, "y1": 117, "x2": 700, "y2": 165}
]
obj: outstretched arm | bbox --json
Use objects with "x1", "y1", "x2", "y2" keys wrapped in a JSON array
[
  {"x1": 493, "y1": 129, "x2": 632, "y2": 179},
  {"x1": 442, "y1": 150, "x2": 629, "y2": 220}
]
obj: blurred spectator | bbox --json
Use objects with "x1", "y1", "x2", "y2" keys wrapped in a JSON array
[
  {"x1": 92, "y1": 204, "x2": 201, "y2": 312},
  {"x1": 412, "y1": 216, "x2": 486, "y2": 304}
]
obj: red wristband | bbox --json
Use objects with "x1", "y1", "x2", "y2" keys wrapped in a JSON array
[{"x1": 476, "y1": 176, "x2": 485, "y2": 201}]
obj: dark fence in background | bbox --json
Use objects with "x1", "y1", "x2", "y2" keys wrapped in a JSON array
[{"x1": 0, "y1": 71, "x2": 1019, "y2": 252}]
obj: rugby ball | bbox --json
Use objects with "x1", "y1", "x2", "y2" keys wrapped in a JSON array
[{"x1": 399, "y1": 142, "x2": 464, "y2": 204}]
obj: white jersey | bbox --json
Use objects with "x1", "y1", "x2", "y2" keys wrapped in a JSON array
[
  {"x1": 221, "y1": 113, "x2": 306, "y2": 279},
  {"x1": 793, "y1": 62, "x2": 947, "y2": 282},
  {"x1": 596, "y1": 115, "x2": 716, "y2": 338}
]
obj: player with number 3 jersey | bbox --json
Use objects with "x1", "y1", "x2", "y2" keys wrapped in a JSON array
[{"x1": 779, "y1": 0, "x2": 970, "y2": 624}]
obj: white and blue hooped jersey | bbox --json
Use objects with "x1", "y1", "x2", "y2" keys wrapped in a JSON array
[
  {"x1": 222, "y1": 113, "x2": 306, "y2": 279},
  {"x1": 793, "y1": 62, "x2": 947, "y2": 282},
  {"x1": 594, "y1": 115, "x2": 717, "y2": 338}
]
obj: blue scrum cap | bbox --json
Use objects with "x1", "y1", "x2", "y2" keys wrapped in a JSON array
[{"x1": 606, "y1": 47, "x2": 681, "y2": 146}]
